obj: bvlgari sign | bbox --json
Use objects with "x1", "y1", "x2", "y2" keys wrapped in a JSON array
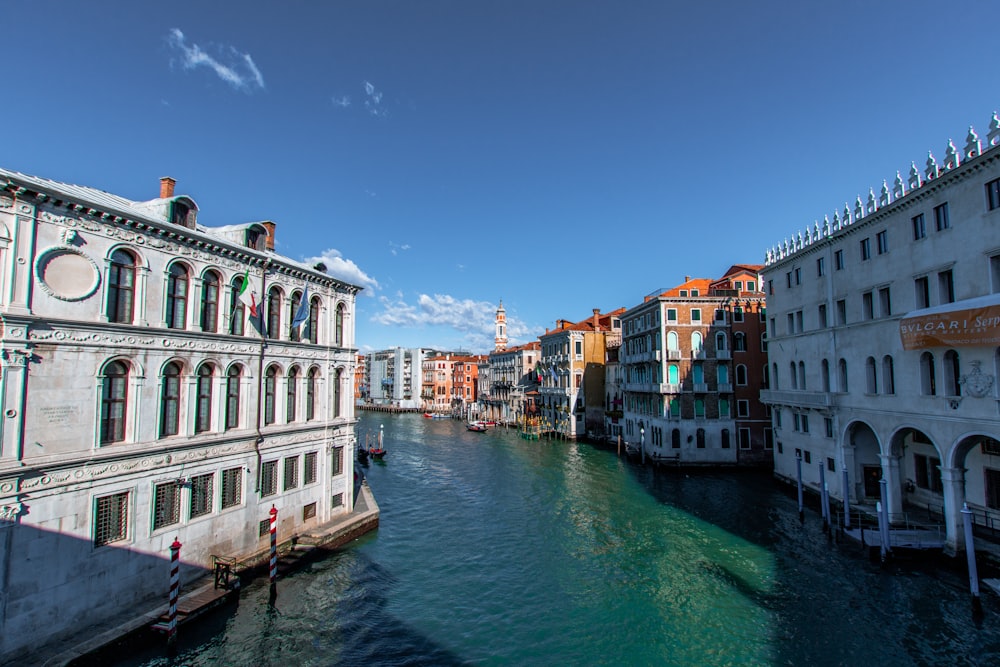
[{"x1": 899, "y1": 294, "x2": 1000, "y2": 350}]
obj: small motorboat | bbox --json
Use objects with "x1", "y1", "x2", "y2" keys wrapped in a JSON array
[{"x1": 467, "y1": 422, "x2": 488, "y2": 432}]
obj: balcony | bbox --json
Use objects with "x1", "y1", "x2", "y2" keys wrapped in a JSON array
[
  {"x1": 661, "y1": 383, "x2": 681, "y2": 394},
  {"x1": 667, "y1": 349, "x2": 682, "y2": 360},
  {"x1": 759, "y1": 389, "x2": 834, "y2": 408},
  {"x1": 717, "y1": 382, "x2": 733, "y2": 393},
  {"x1": 693, "y1": 382, "x2": 709, "y2": 393},
  {"x1": 691, "y1": 350, "x2": 706, "y2": 360},
  {"x1": 715, "y1": 350, "x2": 731, "y2": 361}
]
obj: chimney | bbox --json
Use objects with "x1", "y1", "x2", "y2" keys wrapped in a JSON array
[
  {"x1": 684, "y1": 275, "x2": 691, "y2": 283},
  {"x1": 593, "y1": 308, "x2": 600, "y2": 330},
  {"x1": 261, "y1": 221, "x2": 276, "y2": 251},
  {"x1": 160, "y1": 177, "x2": 176, "y2": 199}
]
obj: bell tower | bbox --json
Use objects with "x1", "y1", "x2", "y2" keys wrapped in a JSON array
[{"x1": 494, "y1": 300, "x2": 508, "y2": 352}]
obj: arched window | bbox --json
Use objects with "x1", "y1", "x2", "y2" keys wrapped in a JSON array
[
  {"x1": 195, "y1": 364, "x2": 214, "y2": 433},
  {"x1": 772, "y1": 363, "x2": 779, "y2": 390},
  {"x1": 762, "y1": 363, "x2": 769, "y2": 388},
  {"x1": 230, "y1": 276, "x2": 246, "y2": 336},
  {"x1": 668, "y1": 364, "x2": 679, "y2": 384},
  {"x1": 736, "y1": 364, "x2": 748, "y2": 386},
  {"x1": 335, "y1": 302, "x2": 345, "y2": 346},
  {"x1": 671, "y1": 428, "x2": 681, "y2": 448},
  {"x1": 165, "y1": 264, "x2": 189, "y2": 329},
  {"x1": 944, "y1": 350, "x2": 961, "y2": 396},
  {"x1": 286, "y1": 366, "x2": 299, "y2": 422},
  {"x1": 717, "y1": 365, "x2": 729, "y2": 385},
  {"x1": 225, "y1": 365, "x2": 241, "y2": 430},
  {"x1": 696, "y1": 428, "x2": 706, "y2": 448},
  {"x1": 734, "y1": 332, "x2": 746, "y2": 352},
  {"x1": 838, "y1": 359, "x2": 849, "y2": 393},
  {"x1": 334, "y1": 368, "x2": 343, "y2": 418},
  {"x1": 691, "y1": 331, "x2": 703, "y2": 353},
  {"x1": 716, "y1": 332, "x2": 727, "y2": 351},
  {"x1": 882, "y1": 356, "x2": 895, "y2": 395},
  {"x1": 267, "y1": 287, "x2": 281, "y2": 340},
  {"x1": 107, "y1": 249, "x2": 136, "y2": 324},
  {"x1": 798, "y1": 361, "x2": 806, "y2": 390},
  {"x1": 667, "y1": 331, "x2": 678, "y2": 351},
  {"x1": 721, "y1": 428, "x2": 731, "y2": 449},
  {"x1": 920, "y1": 352, "x2": 936, "y2": 395},
  {"x1": 865, "y1": 357, "x2": 878, "y2": 394},
  {"x1": 289, "y1": 291, "x2": 303, "y2": 342},
  {"x1": 100, "y1": 361, "x2": 129, "y2": 444},
  {"x1": 694, "y1": 399, "x2": 705, "y2": 418},
  {"x1": 264, "y1": 365, "x2": 278, "y2": 425},
  {"x1": 200, "y1": 271, "x2": 221, "y2": 332},
  {"x1": 307, "y1": 297, "x2": 320, "y2": 344},
  {"x1": 160, "y1": 361, "x2": 182, "y2": 437},
  {"x1": 821, "y1": 359, "x2": 831, "y2": 392},
  {"x1": 692, "y1": 364, "x2": 704, "y2": 384},
  {"x1": 789, "y1": 362, "x2": 798, "y2": 390},
  {"x1": 306, "y1": 367, "x2": 319, "y2": 421}
]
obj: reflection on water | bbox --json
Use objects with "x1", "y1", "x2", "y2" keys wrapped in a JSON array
[{"x1": 110, "y1": 413, "x2": 1000, "y2": 666}]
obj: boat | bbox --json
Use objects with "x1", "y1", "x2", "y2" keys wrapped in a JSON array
[
  {"x1": 467, "y1": 422, "x2": 488, "y2": 432},
  {"x1": 423, "y1": 412, "x2": 448, "y2": 419},
  {"x1": 369, "y1": 425, "x2": 387, "y2": 459}
]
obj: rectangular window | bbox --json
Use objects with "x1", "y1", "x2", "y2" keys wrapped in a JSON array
[
  {"x1": 878, "y1": 287, "x2": 891, "y2": 317},
  {"x1": 690, "y1": 309, "x2": 701, "y2": 322},
  {"x1": 667, "y1": 308, "x2": 677, "y2": 322},
  {"x1": 774, "y1": 409, "x2": 782, "y2": 428},
  {"x1": 801, "y1": 415, "x2": 809, "y2": 433},
  {"x1": 938, "y1": 269, "x2": 955, "y2": 303},
  {"x1": 284, "y1": 456, "x2": 299, "y2": 491},
  {"x1": 733, "y1": 307, "x2": 744, "y2": 322},
  {"x1": 304, "y1": 451, "x2": 318, "y2": 485},
  {"x1": 94, "y1": 491, "x2": 129, "y2": 547},
  {"x1": 816, "y1": 257, "x2": 825, "y2": 277},
  {"x1": 764, "y1": 428, "x2": 774, "y2": 449},
  {"x1": 818, "y1": 304, "x2": 828, "y2": 328},
  {"x1": 734, "y1": 280, "x2": 743, "y2": 291},
  {"x1": 793, "y1": 413, "x2": 801, "y2": 431},
  {"x1": 876, "y1": 230, "x2": 888, "y2": 255},
  {"x1": 787, "y1": 313, "x2": 795, "y2": 335},
  {"x1": 804, "y1": 450, "x2": 811, "y2": 464},
  {"x1": 737, "y1": 399, "x2": 750, "y2": 417},
  {"x1": 332, "y1": 446, "x2": 344, "y2": 476},
  {"x1": 690, "y1": 289, "x2": 699, "y2": 296},
  {"x1": 261, "y1": 460, "x2": 278, "y2": 497},
  {"x1": 836, "y1": 299, "x2": 847, "y2": 326},
  {"x1": 794, "y1": 267, "x2": 801, "y2": 285},
  {"x1": 747, "y1": 281, "x2": 756, "y2": 292},
  {"x1": 912, "y1": 213, "x2": 926, "y2": 240},
  {"x1": 221, "y1": 467, "x2": 243, "y2": 509},
  {"x1": 987, "y1": 468, "x2": 1000, "y2": 510},
  {"x1": 834, "y1": 249, "x2": 844, "y2": 270},
  {"x1": 795, "y1": 310, "x2": 803, "y2": 332},
  {"x1": 189, "y1": 473, "x2": 213, "y2": 519},
  {"x1": 860, "y1": 238, "x2": 871, "y2": 261},
  {"x1": 825, "y1": 417, "x2": 834, "y2": 438},
  {"x1": 332, "y1": 492, "x2": 344, "y2": 508},
  {"x1": 786, "y1": 272, "x2": 792, "y2": 288},
  {"x1": 988, "y1": 178, "x2": 1000, "y2": 211},
  {"x1": 715, "y1": 309, "x2": 726, "y2": 322},
  {"x1": 934, "y1": 203, "x2": 950, "y2": 231},
  {"x1": 679, "y1": 290, "x2": 688, "y2": 297},
  {"x1": 827, "y1": 457, "x2": 836, "y2": 473},
  {"x1": 862, "y1": 291, "x2": 874, "y2": 320},
  {"x1": 152, "y1": 481, "x2": 181, "y2": 531},
  {"x1": 739, "y1": 428, "x2": 751, "y2": 449},
  {"x1": 915, "y1": 276, "x2": 930, "y2": 308},
  {"x1": 259, "y1": 519, "x2": 269, "y2": 538},
  {"x1": 767, "y1": 280, "x2": 773, "y2": 295},
  {"x1": 303, "y1": 502, "x2": 317, "y2": 521},
  {"x1": 575, "y1": 340, "x2": 582, "y2": 358}
]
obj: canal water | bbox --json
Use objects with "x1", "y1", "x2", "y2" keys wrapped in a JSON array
[{"x1": 110, "y1": 413, "x2": 999, "y2": 666}]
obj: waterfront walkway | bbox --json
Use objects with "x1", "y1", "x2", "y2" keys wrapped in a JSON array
[{"x1": 29, "y1": 484, "x2": 380, "y2": 667}]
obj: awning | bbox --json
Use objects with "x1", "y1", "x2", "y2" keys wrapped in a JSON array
[{"x1": 899, "y1": 293, "x2": 1000, "y2": 350}]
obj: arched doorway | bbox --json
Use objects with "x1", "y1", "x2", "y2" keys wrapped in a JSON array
[{"x1": 845, "y1": 421, "x2": 881, "y2": 500}]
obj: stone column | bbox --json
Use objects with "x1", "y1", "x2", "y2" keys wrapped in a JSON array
[
  {"x1": 0, "y1": 348, "x2": 30, "y2": 460},
  {"x1": 884, "y1": 453, "x2": 904, "y2": 518},
  {"x1": 940, "y1": 466, "x2": 967, "y2": 554}
]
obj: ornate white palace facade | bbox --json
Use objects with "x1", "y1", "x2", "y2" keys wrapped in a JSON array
[
  {"x1": 761, "y1": 112, "x2": 1000, "y2": 553},
  {"x1": 0, "y1": 170, "x2": 360, "y2": 658}
]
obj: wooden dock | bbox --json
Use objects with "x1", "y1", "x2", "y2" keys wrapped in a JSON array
[{"x1": 150, "y1": 585, "x2": 235, "y2": 634}]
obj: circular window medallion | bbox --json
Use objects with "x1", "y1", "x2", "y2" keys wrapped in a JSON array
[{"x1": 36, "y1": 247, "x2": 101, "y2": 301}]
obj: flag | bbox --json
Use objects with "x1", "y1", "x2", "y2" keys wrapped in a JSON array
[
  {"x1": 550, "y1": 366, "x2": 558, "y2": 382},
  {"x1": 249, "y1": 306, "x2": 268, "y2": 339},
  {"x1": 237, "y1": 269, "x2": 258, "y2": 317},
  {"x1": 291, "y1": 285, "x2": 310, "y2": 329}
]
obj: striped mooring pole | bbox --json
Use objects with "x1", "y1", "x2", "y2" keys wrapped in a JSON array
[
  {"x1": 269, "y1": 505, "x2": 278, "y2": 590},
  {"x1": 167, "y1": 538, "x2": 182, "y2": 647}
]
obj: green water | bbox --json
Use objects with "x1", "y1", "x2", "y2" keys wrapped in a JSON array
[{"x1": 113, "y1": 413, "x2": 1000, "y2": 666}]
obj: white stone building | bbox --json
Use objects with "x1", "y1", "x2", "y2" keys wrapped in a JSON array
[
  {"x1": 0, "y1": 170, "x2": 360, "y2": 658},
  {"x1": 761, "y1": 113, "x2": 1000, "y2": 553},
  {"x1": 367, "y1": 347, "x2": 423, "y2": 409}
]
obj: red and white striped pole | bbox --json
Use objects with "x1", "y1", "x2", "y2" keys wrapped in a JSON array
[
  {"x1": 268, "y1": 505, "x2": 278, "y2": 588},
  {"x1": 167, "y1": 538, "x2": 182, "y2": 647}
]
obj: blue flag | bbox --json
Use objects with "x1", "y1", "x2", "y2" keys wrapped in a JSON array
[{"x1": 291, "y1": 285, "x2": 310, "y2": 329}]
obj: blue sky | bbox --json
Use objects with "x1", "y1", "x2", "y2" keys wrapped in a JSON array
[{"x1": 6, "y1": 1, "x2": 999, "y2": 353}]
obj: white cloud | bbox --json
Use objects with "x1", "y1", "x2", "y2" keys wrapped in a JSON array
[
  {"x1": 370, "y1": 294, "x2": 538, "y2": 349},
  {"x1": 167, "y1": 28, "x2": 265, "y2": 92},
  {"x1": 362, "y1": 80, "x2": 388, "y2": 117},
  {"x1": 388, "y1": 241, "x2": 410, "y2": 256},
  {"x1": 302, "y1": 248, "x2": 379, "y2": 294},
  {"x1": 332, "y1": 95, "x2": 351, "y2": 108}
]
